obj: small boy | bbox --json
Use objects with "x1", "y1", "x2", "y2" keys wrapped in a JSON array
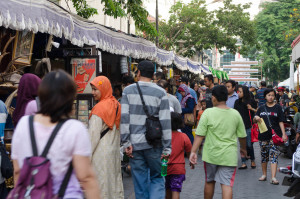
[
  {"x1": 166, "y1": 112, "x2": 193, "y2": 199},
  {"x1": 196, "y1": 100, "x2": 206, "y2": 126}
]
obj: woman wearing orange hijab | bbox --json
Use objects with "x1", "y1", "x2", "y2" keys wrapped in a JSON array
[{"x1": 89, "y1": 76, "x2": 124, "y2": 199}]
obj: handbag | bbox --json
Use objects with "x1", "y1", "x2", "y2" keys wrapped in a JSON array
[
  {"x1": 249, "y1": 110, "x2": 259, "y2": 143},
  {"x1": 0, "y1": 142, "x2": 13, "y2": 179},
  {"x1": 263, "y1": 106, "x2": 284, "y2": 146},
  {"x1": 136, "y1": 82, "x2": 162, "y2": 147},
  {"x1": 184, "y1": 113, "x2": 195, "y2": 126}
]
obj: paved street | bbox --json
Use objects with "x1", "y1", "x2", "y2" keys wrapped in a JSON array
[{"x1": 123, "y1": 142, "x2": 292, "y2": 199}]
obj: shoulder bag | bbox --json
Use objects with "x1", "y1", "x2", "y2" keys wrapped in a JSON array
[
  {"x1": 92, "y1": 106, "x2": 119, "y2": 156},
  {"x1": 136, "y1": 82, "x2": 162, "y2": 147},
  {"x1": 263, "y1": 105, "x2": 284, "y2": 145},
  {"x1": 249, "y1": 110, "x2": 259, "y2": 143}
]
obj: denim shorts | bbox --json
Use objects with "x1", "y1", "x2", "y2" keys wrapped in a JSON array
[{"x1": 165, "y1": 174, "x2": 186, "y2": 192}]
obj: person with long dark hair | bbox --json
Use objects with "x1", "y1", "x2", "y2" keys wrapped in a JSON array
[
  {"x1": 234, "y1": 85, "x2": 257, "y2": 169},
  {"x1": 254, "y1": 88, "x2": 287, "y2": 185},
  {"x1": 11, "y1": 70, "x2": 100, "y2": 198}
]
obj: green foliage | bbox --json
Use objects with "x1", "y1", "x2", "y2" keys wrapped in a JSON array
[
  {"x1": 71, "y1": 0, "x2": 98, "y2": 19},
  {"x1": 255, "y1": 0, "x2": 300, "y2": 82},
  {"x1": 148, "y1": 0, "x2": 257, "y2": 58},
  {"x1": 70, "y1": 0, "x2": 157, "y2": 37}
]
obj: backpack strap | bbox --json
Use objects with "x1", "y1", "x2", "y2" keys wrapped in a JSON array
[
  {"x1": 136, "y1": 82, "x2": 151, "y2": 118},
  {"x1": 29, "y1": 115, "x2": 67, "y2": 157},
  {"x1": 29, "y1": 115, "x2": 38, "y2": 156},
  {"x1": 57, "y1": 163, "x2": 73, "y2": 197}
]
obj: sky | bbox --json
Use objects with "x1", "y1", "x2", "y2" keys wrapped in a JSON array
[{"x1": 143, "y1": 0, "x2": 262, "y2": 21}]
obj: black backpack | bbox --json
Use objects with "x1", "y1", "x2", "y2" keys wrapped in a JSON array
[{"x1": 0, "y1": 142, "x2": 13, "y2": 179}]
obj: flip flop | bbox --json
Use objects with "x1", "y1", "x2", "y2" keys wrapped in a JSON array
[
  {"x1": 271, "y1": 178, "x2": 279, "y2": 185},
  {"x1": 259, "y1": 175, "x2": 267, "y2": 181}
]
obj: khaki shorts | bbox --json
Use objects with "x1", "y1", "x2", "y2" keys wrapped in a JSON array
[{"x1": 204, "y1": 162, "x2": 237, "y2": 187}]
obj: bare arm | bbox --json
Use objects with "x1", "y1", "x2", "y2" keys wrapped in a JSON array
[
  {"x1": 73, "y1": 155, "x2": 101, "y2": 199},
  {"x1": 189, "y1": 135, "x2": 205, "y2": 167},
  {"x1": 12, "y1": 160, "x2": 20, "y2": 185},
  {"x1": 279, "y1": 122, "x2": 287, "y2": 142}
]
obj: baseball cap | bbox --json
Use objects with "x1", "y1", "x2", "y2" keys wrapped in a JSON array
[
  {"x1": 138, "y1": 60, "x2": 154, "y2": 72},
  {"x1": 278, "y1": 87, "x2": 285, "y2": 91}
]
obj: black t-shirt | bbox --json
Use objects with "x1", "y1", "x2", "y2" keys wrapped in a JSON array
[
  {"x1": 204, "y1": 88, "x2": 213, "y2": 108},
  {"x1": 234, "y1": 99, "x2": 257, "y2": 129},
  {"x1": 256, "y1": 104, "x2": 284, "y2": 141}
]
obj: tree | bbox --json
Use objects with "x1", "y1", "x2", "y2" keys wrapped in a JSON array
[
  {"x1": 255, "y1": 0, "x2": 300, "y2": 82},
  {"x1": 68, "y1": 0, "x2": 157, "y2": 37},
  {"x1": 147, "y1": 0, "x2": 257, "y2": 58}
]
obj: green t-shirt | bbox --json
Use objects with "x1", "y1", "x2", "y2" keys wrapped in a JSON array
[{"x1": 196, "y1": 107, "x2": 246, "y2": 167}]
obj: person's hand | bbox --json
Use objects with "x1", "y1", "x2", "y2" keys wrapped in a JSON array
[
  {"x1": 189, "y1": 162, "x2": 195, "y2": 169},
  {"x1": 247, "y1": 104, "x2": 253, "y2": 110},
  {"x1": 125, "y1": 145, "x2": 133, "y2": 158},
  {"x1": 161, "y1": 153, "x2": 170, "y2": 160},
  {"x1": 189, "y1": 152, "x2": 198, "y2": 167},
  {"x1": 254, "y1": 116, "x2": 261, "y2": 123},
  {"x1": 240, "y1": 148, "x2": 247, "y2": 157},
  {"x1": 282, "y1": 134, "x2": 288, "y2": 142}
]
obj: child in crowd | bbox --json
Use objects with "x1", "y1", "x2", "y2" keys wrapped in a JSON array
[
  {"x1": 196, "y1": 100, "x2": 206, "y2": 126},
  {"x1": 166, "y1": 112, "x2": 193, "y2": 199}
]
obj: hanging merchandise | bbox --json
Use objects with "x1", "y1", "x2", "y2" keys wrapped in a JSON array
[{"x1": 120, "y1": 56, "x2": 128, "y2": 74}]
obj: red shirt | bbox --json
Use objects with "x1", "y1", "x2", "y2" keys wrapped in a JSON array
[{"x1": 167, "y1": 131, "x2": 192, "y2": 175}]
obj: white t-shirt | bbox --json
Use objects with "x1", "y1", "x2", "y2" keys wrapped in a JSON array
[{"x1": 12, "y1": 116, "x2": 91, "y2": 198}]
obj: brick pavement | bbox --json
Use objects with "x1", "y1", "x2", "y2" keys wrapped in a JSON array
[{"x1": 123, "y1": 142, "x2": 292, "y2": 199}]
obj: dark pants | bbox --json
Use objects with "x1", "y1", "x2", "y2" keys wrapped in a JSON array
[{"x1": 182, "y1": 125, "x2": 194, "y2": 144}]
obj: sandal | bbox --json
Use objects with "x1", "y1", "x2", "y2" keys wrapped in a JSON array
[
  {"x1": 259, "y1": 175, "x2": 267, "y2": 181},
  {"x1": 271, "y1": 178, "x2": 279, "y2": 185},
  {"x1": 251, "y1": 161, "x2": 256, "y2": 169}
]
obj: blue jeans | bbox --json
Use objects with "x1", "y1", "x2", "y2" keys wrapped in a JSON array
[
  {"x1": 129, "y1": 147, "x2": 165, "y2": 199},
  {"x1": 246, "y1": 128, "x2": 255, "y2": 161}
]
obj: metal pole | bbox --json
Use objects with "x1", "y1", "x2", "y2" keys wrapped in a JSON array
[
  {"x1": 156, "y1": 0, "x2": 159, "y2": 46},
  {"x1": 297, "y1": 64, "x2": 299, "y2": 95}
]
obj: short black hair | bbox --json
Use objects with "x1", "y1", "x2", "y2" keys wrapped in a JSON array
[
  {"x1": 171, "y1": 112, "x2": 184, "y2": 130},
  {"x1": 212, "y1": 85, "x2": 228, "y2": 102},
  {"x1": 267, "y1": 85, "x2": 273, "y2": 89},
  {"x1": 38, "y1": 70, "x2": 77, "y2": 123},
  {"x1": 180, "y1": 76, "x2": 189, "y2": 84},
  {"x1": 122, "y1": 75, "x2": 134, "y2": 85},
  {"x1": 155, "y1": 72, "x2": 165, "y2": 80},
  {"x1": 157, "y1": 79, "x2": 169, "y2": 89},
  {"x1": 286, "y1": 88, "x2": 290, "y2": 92},
  {"x1": 225, "y1": 80, "x2": 236, "y2": 88},
  {"x1": 204, "y1": 74, "x2": 213, "y2": 82},
  {"x1": 263, "y1": 88, "x2": 276, "y2": 98},
  {"x1": 261, "y1": 81, "x2": 266, "y2": 87},
  {"x1": 200, "y1": 99, "x2": 206, "y2": 104},
  {"x1": 199, "y1": 80, "x2": 205, "y2": 86},
  {"x1": 138, "y1": 60, "x2": 154, "y2": 78}
]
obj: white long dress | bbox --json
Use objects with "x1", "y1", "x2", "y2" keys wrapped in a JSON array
[{"x1": 89, "y1": 115, "x2": 124, "y2": 199}]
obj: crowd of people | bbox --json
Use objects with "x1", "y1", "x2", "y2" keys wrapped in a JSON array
[{"x1": 0, "y1": 60, "x2": 299, "y2": 199}]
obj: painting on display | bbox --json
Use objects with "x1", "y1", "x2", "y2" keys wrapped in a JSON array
[
  {"x1": 12, "y1": 30, "x2": 35, "y2": 64},
  {"x1": 70, "y1": 57, "x2": 99, "y2": 94}
]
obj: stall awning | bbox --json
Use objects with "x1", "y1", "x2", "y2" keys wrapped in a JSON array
[
  {"x1": 292, "y1": 34, "x2": 300, "y2": 63},
  {"x1": 187, "y1": 60, "x2": 201, "y2": 74},
  {"x1": 156, "y1": 48, "x2": 174, "y2": 66},
  {"x1": 0, "y1": 0, "x2": 211, "y2": 75},
  {"x1": 0, "y1": 0, "x2": 156, "y2": 59}
]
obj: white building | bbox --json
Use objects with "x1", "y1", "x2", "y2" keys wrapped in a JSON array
[{"x1": 59, "y1": 0, "x2": 135, "y2": 34}]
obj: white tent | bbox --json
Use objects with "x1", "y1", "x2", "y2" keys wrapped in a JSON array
[{"x1": 278, "y1": 70, "x2": 299, "y2": 88}]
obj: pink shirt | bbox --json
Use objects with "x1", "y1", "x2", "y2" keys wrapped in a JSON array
[
  {"x1": 12, "y1": 116, "x2": 91, "y2": 198},
  {"x1": 24, "y1": 100, "x2": 38, "y2": 116}
]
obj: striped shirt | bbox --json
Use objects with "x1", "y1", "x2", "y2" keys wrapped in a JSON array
[
  {"x1": 0, "y1": 100, "x2": 7, "y2": 144},
  {"x1": 120, "y1": 81, "x2": 172, "y2": 155}
]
